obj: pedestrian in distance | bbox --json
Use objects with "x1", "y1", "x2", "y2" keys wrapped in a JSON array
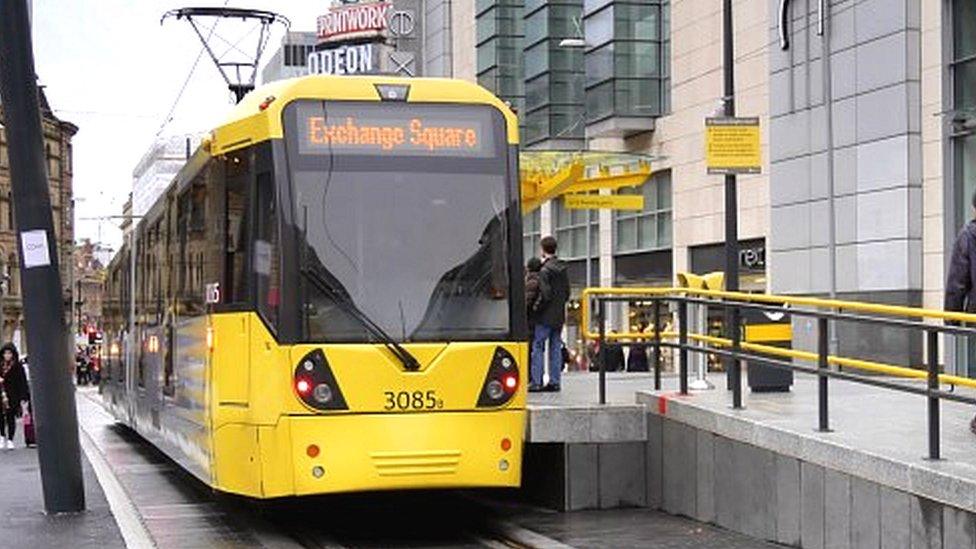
[
  {"x1": 0, "y1": 343, "x2": 29, "y2": 449},
  {"x1": 530, "y1": 236, "x2": 570, "y2": 393},
  {"x1": 627, "y1": 321, "x2": 650, "y2": 372},
  {"x1": 945, "y1": 189, "x2": 976, "y2": 435},
  {"x1": 525, "y1": 257, "x2": 543, "y2": 344}
]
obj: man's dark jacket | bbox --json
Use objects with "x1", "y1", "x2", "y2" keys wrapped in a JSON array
[
  {"x1": 537, "y1": 256, "x2": 570, "y2": 327},
  {"x1": 946, "y1": 220, "x2": 976, "y2": 313},
  {"x1": 525, "y1": 270, "x2": 541, "y2": 326}
]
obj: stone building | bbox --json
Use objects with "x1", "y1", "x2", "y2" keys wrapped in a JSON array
[
  {"x1": 73, "y1": 238, "x2": 105, "y2": 336},
  {"x1": 0, "y1": 89, "x2": 78, "y2": 350}
]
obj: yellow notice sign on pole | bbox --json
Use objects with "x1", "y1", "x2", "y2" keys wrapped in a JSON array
[
  {"x1": 705, "y1": 117, "x2": 761, "y2": 175},
  {"x1": 564, "y1": 194, "x2": 645, "y2": 210}
]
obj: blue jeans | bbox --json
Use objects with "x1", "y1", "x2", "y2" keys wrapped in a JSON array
[{"x1": 531, "y1": 324, "x2": 563, "y2": 387}]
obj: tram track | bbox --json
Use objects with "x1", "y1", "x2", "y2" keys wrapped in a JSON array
[{"x1": 79, "y1": 389, "x2": 573, "y2": 549}]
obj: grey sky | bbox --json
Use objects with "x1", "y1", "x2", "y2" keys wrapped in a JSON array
[{"x1": 32, "y1": 1, "x2": 324, "y2": 253}]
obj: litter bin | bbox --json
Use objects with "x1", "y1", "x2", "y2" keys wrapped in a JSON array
[{"x1": 739, "y1": 306, "x2": 793, "y2": 392}]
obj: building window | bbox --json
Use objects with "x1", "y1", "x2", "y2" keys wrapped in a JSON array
[
  {"x1": 522, "y1": 1, "x2": 585, "y2": 146},
  {"x1": 583, "y1": 0, "x2": 670, "y2": 122},
  {"x1": 553, "y1": 195, "x2": 599, "y2": 260},
  {"x1": 954, "y1": 1, "x2": 976, "y2": 227},
  {"x1": 523, "y1": 209, "x2": 542, "y2": 261},
  {"x1": 613, "y1": 169, "x2": 672, "y2": 254},
  {"x1": 476, "y1": 1, "x2": 526, "y2": 128}
]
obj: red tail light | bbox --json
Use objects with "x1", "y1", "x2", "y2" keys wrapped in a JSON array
[
  {"x1": 502, "y1": 373, "x2": 518, "y2": 393},
  {"x1": 477, "y1": 348, "x2": 519, "y2": 407},
  {"x1": 296, "y1": 378, "x2": 311, "y2": 395}
]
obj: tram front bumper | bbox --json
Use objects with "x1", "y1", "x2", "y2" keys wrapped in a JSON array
[{"x1": 285, "y1": 409, "x2": 525, "y2": 495}]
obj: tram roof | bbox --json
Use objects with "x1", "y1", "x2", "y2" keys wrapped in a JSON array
[{"x1": 209, "y1": 75, "x2": 520, "y2": 155}]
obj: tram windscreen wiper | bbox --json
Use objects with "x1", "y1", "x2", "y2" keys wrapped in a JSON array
[{"x1": 301, "y1": 267, "x2": 421, "y2": 372}]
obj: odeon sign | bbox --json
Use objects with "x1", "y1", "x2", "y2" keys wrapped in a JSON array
[
  {"x1": 317, "y1": 1, "x2": 392, "y2": 44},
  {"x1": 307, "y1": 43, "x2": 377, "y2": 76}
]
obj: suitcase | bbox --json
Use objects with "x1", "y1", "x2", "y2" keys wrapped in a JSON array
[{"x1": 22, "y1": 411, "x2": 34, "y2": 446}]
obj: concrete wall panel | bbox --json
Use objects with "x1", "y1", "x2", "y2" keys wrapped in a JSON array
[
  {"x1": 855, "y1": 0, "x2": 910, "y2": 42},
  {"x1": 662, "y1": 420, "x2": 696, "y2": 518},
  {"x1": 695, "y1": 430, "x2": 715, "y2": 523},
  {"x1": 646, "y1": 413, "x2": 663, "y2": 509},
  {"x1": 943, "y1": 505, "x2": 976, "y2": 549},
  {"x1": 856, "y1": 33, "x2": 909, "y2": 93},
  {"x1": 910, "y1": 495, "x2": 943, "y2": 549},
  {"x1": 801, "y1": 461, "x2": 826, "y2": 549},
  {"x1": 567, "y1": 444, "x2": 598, "y2": 511},
  {"x1": 713, "y1": 436, "x2": 738, "y2": 532},
  {"x1": 598, "y1": 442, "x2": 646, "y2": 509},
  {"x1": 851, "y1": 476, "x2": 881, "y2": 549},
  {"x1": 824, "y1": 469, "x2": 852, "y2": 549},
  {"x1": 856, "y1": 84, "x2": 910, "y2": 144},
  {"x1": 776, "y1": 454, "x2": 802, "y2": 546},
  {"x1": 880, "y1": 485, "x2": 911, "y2": 549}
]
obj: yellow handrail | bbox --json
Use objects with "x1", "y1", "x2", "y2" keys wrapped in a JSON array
[{"x1": 580, "y1": 287, "x2": 976, "y2": 390}]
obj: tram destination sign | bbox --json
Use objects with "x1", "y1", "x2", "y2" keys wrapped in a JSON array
[
  {"x1": 296, "y1": 102, "x2": 496, "y2": 158},
  {"x1": 705, "y1": 116, "x2": 762, "y2": 175}
]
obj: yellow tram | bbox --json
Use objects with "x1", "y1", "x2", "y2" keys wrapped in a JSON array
[{"x1": 100, "y1": 75, "x2": 527, "y2": 497}]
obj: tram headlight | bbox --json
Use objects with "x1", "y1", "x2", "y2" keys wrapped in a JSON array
[
  {"x1": 313, "y1": 383, "x2": 333, "y2": 404},
  {"x1": 486, "y1": 380, "x2": 504, "y2": 400}
]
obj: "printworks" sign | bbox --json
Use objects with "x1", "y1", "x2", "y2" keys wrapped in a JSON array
[{"x1": 316, "y1": 1, "x2": 392, "y2": 44}]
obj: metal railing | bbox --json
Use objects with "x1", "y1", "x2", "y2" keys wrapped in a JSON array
[{"x1": 581, "y1": 287, "x2": 976, "y2": 460}]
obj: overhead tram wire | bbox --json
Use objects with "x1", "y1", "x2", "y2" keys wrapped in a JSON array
[{"x1": 154, "y1": 0, "x2": 231, "y2": 139}]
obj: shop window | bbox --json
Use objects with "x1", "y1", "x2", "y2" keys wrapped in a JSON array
[{"x1": 613, "y1": 170, "x2": 672, "y2": 254}]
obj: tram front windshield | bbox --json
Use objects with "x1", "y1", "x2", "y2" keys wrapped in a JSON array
[{"x1": 284, "y1": 100, "x2": 513, "y2": 343}]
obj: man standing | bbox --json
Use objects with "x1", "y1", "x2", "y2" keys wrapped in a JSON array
[
  {"x1": 531, "y1": 236, "x2": 570, "y2": 392},
  {"x1": 945, "y1": 191, "x2": 976, "y2": 433}
]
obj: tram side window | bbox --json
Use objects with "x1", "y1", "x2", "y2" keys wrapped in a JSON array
[
  {"x1": 254, "y1": 170, "x2": 279, "y2": 328},
  {"x1": 224, "y1": 149, "x2": 251, "y2": 304},
  {"x1": 175, "y1": 177, "x2": 209, "y2": 319}
]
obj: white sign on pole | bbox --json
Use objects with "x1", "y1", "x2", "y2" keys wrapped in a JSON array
[{"x1": 21, "y1": 230, "x2": 50, "y2": 268}]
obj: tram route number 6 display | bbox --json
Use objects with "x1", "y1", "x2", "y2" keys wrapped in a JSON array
[{"x1": 383, "y1": 390, "x2": 444, "y2": 411}]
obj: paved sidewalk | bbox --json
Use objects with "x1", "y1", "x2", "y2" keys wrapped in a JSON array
[{"x1": 0, "y1": 418, "x2": 125, "y2": 549}]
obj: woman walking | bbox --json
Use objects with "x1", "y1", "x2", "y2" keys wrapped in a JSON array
[{"x1": 0, "y1": 344, "x2": 29, "y2": 449}]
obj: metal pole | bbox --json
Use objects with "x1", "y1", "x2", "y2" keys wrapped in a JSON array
[
  {"x1": 731, "y1": 307, "x2": 742, "y2": 409},
  {"x1": 678, "y1": 300, "x2": 688, "y2": 395},
  {"x1": 927, "y1": 330, "x2": 940, "y2": 460},
  {"x1": 652, "y1": 299, "x2": 661, "y2": 391},
  {"x1": 597, "y1": 299, "x2": 606, "y2": 405},
  {"x1": 817, "y1": 317, "x2": 830, "y2": 432},
  {"x1": 0, "y1": 0, "x2": 85, "y2": 513},
  {"x1": 722, "y1": 0, "x2": 741, "y2": 389},
  {"x1": 689, "y1": 300, "x2": 713, "y2": 390}
]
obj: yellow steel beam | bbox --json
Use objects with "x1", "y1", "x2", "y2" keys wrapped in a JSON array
[
  {"x1": 520, "y1": 158, "x2": 653, "y2": 214},
  {"x1": 520, "y1": 161, "x2": 585, "y2": 214}
]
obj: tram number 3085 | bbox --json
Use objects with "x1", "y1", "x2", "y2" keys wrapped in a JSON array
[{"x1": 383, "y1": 390, "x2": 444, "y2": 411}]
